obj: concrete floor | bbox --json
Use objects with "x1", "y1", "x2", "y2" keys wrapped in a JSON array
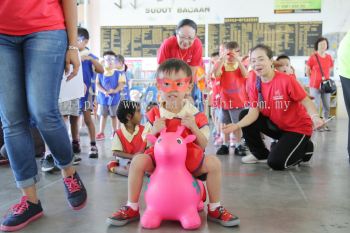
[{"x1": 0, "y1": 118, "x2": 349, "y2": 233}]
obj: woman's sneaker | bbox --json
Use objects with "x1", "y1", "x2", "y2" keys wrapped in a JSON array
[
  {"x1": 241, "y1": 154, "x2": 267, "y2": 164},
  {"x1": 216, "y1": 145, "x2": 229, "y2": 155},
  {"x1": 207, "y1": 205, "x2": 240, "y2": 227},
  {"x1": 106, "y1": 206, "x2": 140, "y2": 226},
  {"x1": 89, "y1": 146, "x2": 98, "y2": 159},
  {"x1": 63, "y1": 172, "x2": 87, "y2": 210},
  {"x1": 0, "y1": 196, "x2": 43, "y2": 232}
]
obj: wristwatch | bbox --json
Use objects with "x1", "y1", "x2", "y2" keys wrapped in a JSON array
[{"x1": 68, "y1": 45, "x2": 79, "y2": 51}]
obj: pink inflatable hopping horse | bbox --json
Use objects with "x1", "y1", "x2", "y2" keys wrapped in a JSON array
[{"x1": 142, "y1": 126, "x2": 205, "y2": 229}]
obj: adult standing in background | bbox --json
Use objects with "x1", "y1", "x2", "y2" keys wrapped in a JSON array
[
  {"x1": 306, "y1": 37, "x2": 334, "y2": 131},
  {"x1": 0, "y1": 0, "x2": 87, "y2": 231},
  {"x1": 338, "y1": 31, "x2": 350, "y2": 163},
  {"x1": 157, "y1": 19, "x2": 204, "y2": 111}
]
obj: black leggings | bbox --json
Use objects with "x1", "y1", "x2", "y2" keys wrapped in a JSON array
[{"x1": 239, "y1": 109, "x2": 312, "y2": 170}]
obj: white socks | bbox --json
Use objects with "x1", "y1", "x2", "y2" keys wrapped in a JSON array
[
  {"x1": 127, "y1": 201, "x2": 139, "y2": 211},
  {"x1": 209, "y1": 202, "x2": 221, "y2": 211}
]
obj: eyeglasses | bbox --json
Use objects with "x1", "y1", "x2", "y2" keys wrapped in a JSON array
[
  {"x1": 103, "y1": 56, "x2": 116, "y2": 62},
  {"x1": 156, "y1": 77, "x2": 191, "y2": 92},
  {"x1": 177, "y1": 33, "x2": 195, "y2": 42}
]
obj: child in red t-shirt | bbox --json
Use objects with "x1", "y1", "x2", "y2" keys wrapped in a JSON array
[
  {"x1": 213, "y1": 42, "x2": 248, "y2": 156},
  {"x1": 108, "y1": 100, "x2": 146, "y2": 176}
]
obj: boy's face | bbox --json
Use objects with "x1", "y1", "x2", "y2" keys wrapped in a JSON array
[
  {"x1": 103, "y1": 55, "x2": 116, "y2": 69},
  {"x1": 276, "y1": 58, "x2": 292, "y2": 74},
  {"x1": 210, "y1": 55, "x2": 220, "y2": 65},
  {"x1": 157, "y1": 70, "x2": 192, "y2": 108},
  {"x1": 130, "y1": 106, "x2": 142, "y2": 125},
  {"x1": 77, "y1": 36, "x2": 88, "y2": 51},
  {"x1": 225, "y1": 48, "x2": 240, "y2": 63}
]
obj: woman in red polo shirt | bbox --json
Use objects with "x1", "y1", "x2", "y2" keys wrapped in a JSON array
[
  {"x1": 306, "y1": 37, "x2": 334, "y2": 131},
  {"x1": 222, "y1": 44, "x2": 324, "y2": 170},
  {"x1": 0, "y1": 1, "x2": 87, "y2": 231},
  {"x1": 157, "y1": 19, "x2": 204, "y2": 111}
]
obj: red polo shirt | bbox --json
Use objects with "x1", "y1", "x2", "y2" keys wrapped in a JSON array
[
  {"x1": 157, "y1": 35, "x2": 203, "y2": 66},
  {"x1": 246, "y1": 71, "x2": 313, "y2": 136}
]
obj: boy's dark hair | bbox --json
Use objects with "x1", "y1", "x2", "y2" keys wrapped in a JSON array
[
  {"x1": 210, "y1": 52, "x2": 219, "y2": 57},
  {"x1": 225, "y1": 41, "x2": 239, "y2": 50},
  {"x1": 155, "y1": 59, "x2": 193, "y2": 83},
  {"x1": 103, "y1": 50, "x2": 116, "y2": 57},
  {"x1": 116, "y1": 100, "x2": 140, "y2": 124},
  {"x1": 251, "y1": 44, "x2": 273, "y2": 59},
  {"x1": 276, "y1": 54, "x2": 290, "y2": 61},
  {"x1": 78, "y1": 27, "x2": 89, "y2": 40},
  {"x1": 175, "y1": 19, "x2": 197, "y2": 34},
  {"x1": 314, "y1": 37, "x2": 329, "y2": 51}
]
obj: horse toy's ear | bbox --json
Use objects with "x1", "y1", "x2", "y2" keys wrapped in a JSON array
[
  {"x1": 184, "y1": 135, "x2": 196, "y2": 144},
  {"x1": 146, "y1": 134, "x2": 158, "y2": 145}
]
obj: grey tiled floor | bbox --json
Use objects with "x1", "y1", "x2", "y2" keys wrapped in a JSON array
[{"x1": 0, "y1": 119, "x2": 349, "y2": 233}]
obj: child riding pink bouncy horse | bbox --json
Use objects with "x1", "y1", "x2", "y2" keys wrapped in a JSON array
[{"x1": 143, "y1": 126, "x2": 205, "y2": 229}]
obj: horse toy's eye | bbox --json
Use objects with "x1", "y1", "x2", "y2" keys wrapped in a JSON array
[
  {"x1": 176, "y1": 138, "x2": 183, "y2": 144},
  {"x1": 157, "y1": 138, "x2": 162, "y2": 143}
]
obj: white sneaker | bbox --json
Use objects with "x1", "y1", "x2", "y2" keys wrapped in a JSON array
[{"x1": 241, "y1": 154, "x2": 267, "y2": 164}]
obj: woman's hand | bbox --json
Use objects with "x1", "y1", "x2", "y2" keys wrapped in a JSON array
[
  {"x1": 65, "y1": 49, "x2": 80, "y2": 81},
  {"x1": 222, "y1": 123, "x2": 240, "y2": 134}
]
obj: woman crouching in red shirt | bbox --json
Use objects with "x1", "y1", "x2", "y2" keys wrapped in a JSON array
[{"x1": 223, "y1": 44, "x2": 324, "y2": 170}]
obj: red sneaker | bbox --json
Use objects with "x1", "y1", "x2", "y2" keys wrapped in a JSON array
[
  {"x1": 107, "y1": 161, "x2": 118, "y2": 173},
  {"x1": 207, "y1": 205, "x2": 240, "y2": 227},
  {"x1": 106, "y1": 206, "x2": 140, "y2": 226},
  {"x1": 96, "y1": 133, "x2": 105, "y2": 141}
]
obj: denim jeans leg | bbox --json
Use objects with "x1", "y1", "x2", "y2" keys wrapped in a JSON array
[
  {"x1": 0, "y1": 34, "x2": 39, "y2": 188},
  {"x1": 24, "y1": 30, "x2": 74, "y2": 169}
]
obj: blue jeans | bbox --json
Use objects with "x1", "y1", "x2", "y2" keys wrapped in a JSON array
[{"x1": 0, "y1": 30, "x2": 73, "y2": 188}]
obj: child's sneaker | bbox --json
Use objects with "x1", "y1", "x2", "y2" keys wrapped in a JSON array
[
  {"x1": 96, "y1": 132, "x2": 105, "y2": 141},
  {"x1": 72, "y1": 141, "x2": 81, "y2": 154},
  {"x1": 89, "y1": 145, "x2": 98, "y2": 159},
  {"x1": 63, "y1": 172, "x2": 87, "y2": 210},
  {"x1": 0, "y1": 196, "x2": 43, "y2": 232},
  {"x1": 234, "y1": 145, "x2": 247, "y2": 156},
  {"x1": 216, "y1": 145, "x2": 229, "y2": 155},
  {"x1": 72, "y1": 155, "x2": 82, "y2": 165},
  {"x1": 106, "y1": 206, "x2": 140, "y2": 226},
  {"x1": 107, "y1": 161, "x2": 118, "y2": 173},
  {"x1": 41, "y1": 154, "x2": 56, "y2": 172},
  {"x1": 207, "y1": 205, "x2": 240, "y2": 227}
]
